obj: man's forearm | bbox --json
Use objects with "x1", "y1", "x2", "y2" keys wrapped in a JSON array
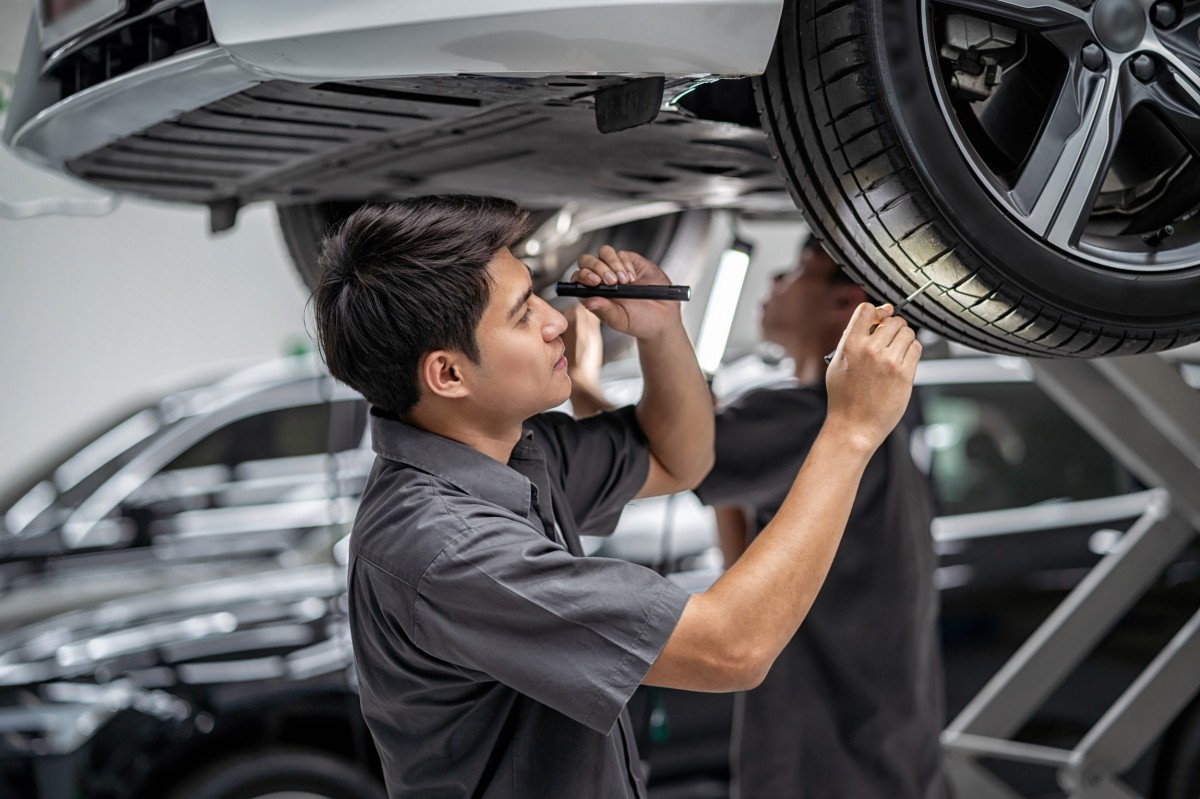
[
  {"x1": 707, "y1": 423, "x2": 872, "y2": 665},
  {"x1": 634, "y1": 320, "x2": 715, "y2": 485},
  {"x1": 645, "y1": 421, "x2": 874, "y2": 691}
]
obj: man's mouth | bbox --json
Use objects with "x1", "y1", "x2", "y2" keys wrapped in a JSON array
[{"x1": 553, "y1": 345, "x2": 567, "y2": 371}]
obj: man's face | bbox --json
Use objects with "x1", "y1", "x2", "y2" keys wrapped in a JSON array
[
  {"x1": 760, "y1": 245, "x2": 852, "y2": 348},
  {"x1": 460, "y1": 248, "x2": 571, "y2": 421}
]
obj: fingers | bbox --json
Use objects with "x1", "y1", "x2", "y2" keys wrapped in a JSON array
[
  {"x1": 571, "y1": 255, "x2": 607, "y2": 286},
  {"x1": 902, "y1": 336, "x2": 923, "y2": 373},
  {"x1": 576, "y1": 246, "x2": 634, "y2": 285},
  {"x1": 573, "y1": 246, "x2": 661, "y2": 287},
  {"x1": 580, "y1": 296, "x2": 612, "y2": 314},
  {"x1": 617, "y1": 249, "x2": 653, "y2": 274},
  {"x1": 845, "y1": 303, "x2": 910, "y2": 351},
  {"x1": 888, "y1": 325, "x2": 916, "y2": 361},
  {"x1": 829, "y1": 303, "x2": 873, "y2": 364},
  {"x1": 846, "y1": 302, "x2": 885, "y2": 337},
  {"x1": 567, "y1": 264, "x2": 600, "y2": 286},
  {"x1": 870, "y1": 315, "x2": 909, "y2": 349}
]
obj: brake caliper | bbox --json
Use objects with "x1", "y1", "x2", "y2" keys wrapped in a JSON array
[{"x1": 940, "y1": 15, "x2": 1019, "y2": 102}]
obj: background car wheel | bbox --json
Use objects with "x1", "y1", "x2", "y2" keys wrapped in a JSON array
[
  {"x1": 756, "y1": 0, "x2": 1200, "y2": 356},
  {"x1": 277, "y1": 201, "x2": 686, "y2": 292},
  {"x1": 166, "y1": 748, "x2": 386, "y2": 799},
  {"x1": 278, "y1": 202, "x2": 366, "y2": 291}
]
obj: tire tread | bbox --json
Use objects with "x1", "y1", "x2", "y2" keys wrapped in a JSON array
[{"x1": 754, "y1": 0, "x2": 1200, "y2": 356}]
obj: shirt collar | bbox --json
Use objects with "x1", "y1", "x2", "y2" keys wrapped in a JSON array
[{"x1": 369, "y1": 408, "x2": 545, "y2": 518}]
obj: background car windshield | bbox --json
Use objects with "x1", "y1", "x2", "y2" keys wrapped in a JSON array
[
  {"x1": 918, "y1": 382, "x2": 1136, "y2": 515},
  {"x1": 1, "y1": 400, "x2": 162, "y2": 534}
]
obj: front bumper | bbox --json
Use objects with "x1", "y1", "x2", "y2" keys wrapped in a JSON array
[{"x1": 4, "y1": 0, "x2": 783, "y2": 171}]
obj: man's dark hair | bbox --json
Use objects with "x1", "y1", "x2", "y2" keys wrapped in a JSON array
[
  {"x1": 311, "y1": 195, "x2": 531, "y2": 415},
  {"x1": 800, "y1": 233, "x2": 883, "y2": 308},
  {"x1": 801, "y1": 233, "x2": 857, "y2": 286}
]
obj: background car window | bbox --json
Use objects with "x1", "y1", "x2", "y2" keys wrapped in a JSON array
[
  {"x1": 916, "y1": 382, "x2": 1134, "y2": 515},
  {"x1": 164, "y1": 401, "x2": 361, "y2": 472}
]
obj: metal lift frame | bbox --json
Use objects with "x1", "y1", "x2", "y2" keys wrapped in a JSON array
[{"x1": 941, "y1": 354, "x2": 1200, "y2": 799}]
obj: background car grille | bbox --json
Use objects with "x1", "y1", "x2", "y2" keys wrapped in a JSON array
[{"x1": 45, "y1": 0, "x2": 212, "y2": 100}]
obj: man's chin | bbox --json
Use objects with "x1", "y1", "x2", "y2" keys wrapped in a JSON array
[{"x1": 549, "y1": 381, "x2": 573, "y2": 411}]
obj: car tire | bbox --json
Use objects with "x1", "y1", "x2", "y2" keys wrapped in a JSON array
[
  {"x1": 755, "y1": 0, "x2": 1200, "y2": 357},
  {"x1": 166, "y1": 748, "x2": 386, "y2": 799}
]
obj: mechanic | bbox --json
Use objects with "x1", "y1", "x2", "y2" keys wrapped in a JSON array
[
  {"x1": 700, "y1": 236, "x2": 948, "y2": 799},
  {"x1": 310, "y1": 195, "x2": 921, "y2": 799}
]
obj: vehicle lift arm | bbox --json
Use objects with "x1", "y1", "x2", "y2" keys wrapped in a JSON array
[{"x1": 942, "y1": 354, "x2": 1200, "y2": 799}]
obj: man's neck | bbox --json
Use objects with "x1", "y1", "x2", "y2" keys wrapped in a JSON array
[
  {"x1": 781, "y1": 339, "x2": 830, "y2": 385},
  {"x1": 407, "y1": 406, "x2": 524, "y2": 464}
]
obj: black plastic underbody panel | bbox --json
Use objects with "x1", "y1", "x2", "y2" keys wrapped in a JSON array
[{"x1": 65, "y1": 75, "x2": 791, "y2": 210}]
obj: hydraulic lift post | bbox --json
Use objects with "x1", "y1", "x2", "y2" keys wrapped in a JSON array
[{"x1": 941, "y1": 354, "x2": 1200, "y2": 799}]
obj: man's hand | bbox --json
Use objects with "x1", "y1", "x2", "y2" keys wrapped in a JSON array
[
  {"x1": 824, "y1": 302, "x2": 921, "y2": 452},
  {"x1": 567, "y1": 245, "x2": 680, "y2": 340},
  {"x1": 566, "y1": 249, "x2": 711, "y2": 498}
]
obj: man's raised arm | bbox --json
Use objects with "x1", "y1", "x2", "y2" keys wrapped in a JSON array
[{"x1": 570, "y1": 245, "x2": 714, "y2": 497}]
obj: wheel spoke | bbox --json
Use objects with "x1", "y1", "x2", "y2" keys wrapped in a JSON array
[
  {"x1": 1154, "y1": 11, "x2": 1200, "y2": 69},
  {"x1": 1037, "y1": 19, "x2": 1102, "y2": 59},
  {"x1": 1150, "y1": 41, "x2": 1200, "y2": 113},
  {"x1": 933, "y1": 0, "x2": 1087, "y2": 27},
  {"x1": 1143, "y1": 72, "x2": 1200, "y2": 158},
  {"x1": 1009, "y1": 69, "x2": 1123, "y2": 248}
]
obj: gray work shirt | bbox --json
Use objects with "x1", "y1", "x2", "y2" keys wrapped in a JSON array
[
  {"x1": 695, "y1": 382, "x2": 948, "y2": 799},
  {"x1": 348, "y1": 405, "x2": 691, "y2": 799}
]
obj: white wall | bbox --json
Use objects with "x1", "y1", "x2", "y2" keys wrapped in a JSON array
[{"x1": 0, "y1": 1, "x2": 311, "y2": 493}]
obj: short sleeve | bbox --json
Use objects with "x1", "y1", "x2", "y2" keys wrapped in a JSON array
[
  {"x1": 526, "y1": 406, "x2": 650, "y2": 537},
  {"x1": 414, "y1": 520, "x2": 689, "y2": 733},
  {"x1": 694, "y1": 387, "x2": 826, "y2": 508}
]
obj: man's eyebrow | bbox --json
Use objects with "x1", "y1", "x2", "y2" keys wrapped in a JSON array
[{"x1": 507, "y1": 284, "x2": 534, "y2": 321}]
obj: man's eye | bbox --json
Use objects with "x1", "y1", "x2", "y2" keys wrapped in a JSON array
[{"x1": 520, "y1": 306, "x2": 534, "y2": 324}]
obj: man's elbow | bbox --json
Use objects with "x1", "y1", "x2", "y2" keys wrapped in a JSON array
[
  {"x1": 720, "y1": 641, "x2": 771, "y2": 691},
  {"x1": 673, "y1": 450, "x2": 716, "y2": 492}
]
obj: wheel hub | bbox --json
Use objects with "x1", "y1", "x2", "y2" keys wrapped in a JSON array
[{"x1": 1092, "y1": 0, "x2": 1147, "y2": 53}]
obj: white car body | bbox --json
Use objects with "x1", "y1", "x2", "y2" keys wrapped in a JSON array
[{"x1": 5, "y1": 0, "x2": 782, "y2": 171}]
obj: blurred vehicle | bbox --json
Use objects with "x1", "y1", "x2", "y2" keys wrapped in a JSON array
[
  {"x1": 6, "y1": 1, "x2": 1200, "y2": 357},
  {"x1": 0, "y1": 356, "x2": 730, "y2": 798},
  {"x1": 3, "y1": 352, "x2": 1199, "y2": 798},
  {"x1": 0, "y1": 356, "x2": 368, "y2": 632}
]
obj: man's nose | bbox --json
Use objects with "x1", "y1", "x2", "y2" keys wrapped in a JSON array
[{"x1": 544, "y1": 304, "x2": 568, "y2": 340}]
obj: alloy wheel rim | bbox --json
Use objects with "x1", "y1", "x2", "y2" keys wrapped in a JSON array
[{"x1": 920, "y1": 0, "x2": 1200, "y2": 272}]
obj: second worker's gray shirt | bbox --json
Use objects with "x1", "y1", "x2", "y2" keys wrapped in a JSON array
[
  {"x1": 348, "y1": 405, "x2": 690, "y2": 799},
  {"x1": 695, "y1": 381, "x2": 949, "y2": 799}
]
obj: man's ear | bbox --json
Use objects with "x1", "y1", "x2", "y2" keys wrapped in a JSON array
[{"x1": 420, "y1": 350, "x2": 471, "y2": 401}]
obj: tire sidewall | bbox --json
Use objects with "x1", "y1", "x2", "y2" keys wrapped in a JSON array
[{"x1": 866, "y1": 0, "x2": 1200, "y2": 325}]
